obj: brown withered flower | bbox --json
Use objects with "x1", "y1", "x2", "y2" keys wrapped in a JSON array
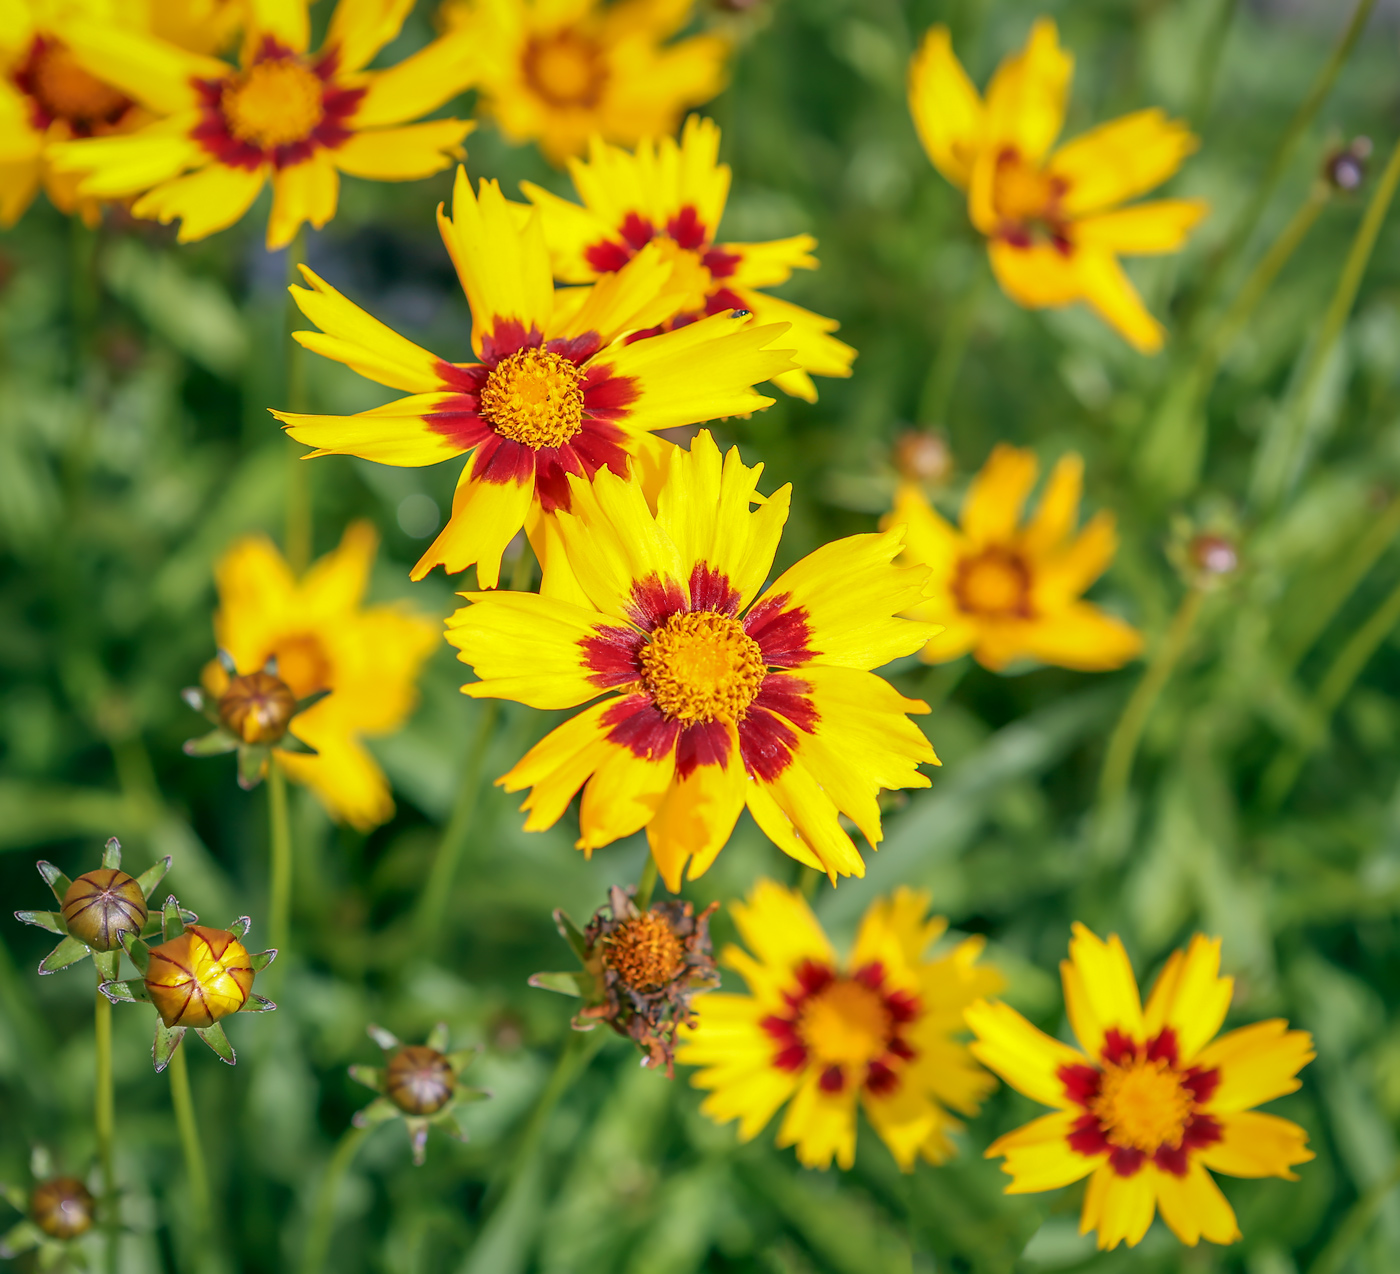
[{"x1": 531, "y1": 886, "x2": 719, "y2": 1075}]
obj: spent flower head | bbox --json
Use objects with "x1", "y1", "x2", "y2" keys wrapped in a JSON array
[
  {"x1": 349, "y1": 1024, "x2": 487, "y2": 1166},
  {"x1": 531, "y1": 885, "x2": 719, "y2": 1074},
  {"x1": 99, "y1": 895, "x2": 277, "y2": 1071},
  {"x1": 0, "y1": 1146, "x2": 96, "y2": 1262},
  {"x1": 15, "y1": 836, "x2": 170, "y2": 983}
]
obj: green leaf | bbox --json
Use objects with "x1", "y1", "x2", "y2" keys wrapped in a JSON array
[
  {"x1": 101, "y1": 837, "x2": 121, "y2": 869},
  {"x1": 161, "y1": 896, "x2": 184, "y2": 943},
  {"x1": 249, "y1": 948, "x2": 277, "y2": 972},
  {"x1": 0, "y1": 1219, "x2": 41, "y2": 1258},
  {"x1": 183, "y1": 729, "x2": 238, "y2": 758},
  {"x1": 36, "y1": 861, "x2": 71, "y2": 905},
  {"x1": 14, "y1": 910, "x2": 63, "y2": 935},
  {"x1": 367, "y1": 1023, "x2": 400, "y2": 1051},
  {"x1": 351, "y1": 1096, "x2": 400, "y2": 1128},
  {"x1": 92, "y1": 950, "x2": 119, "y2": 983},
  {"x1": 553, "y1": 909, "x2": 591, "y2": 962},
  {"x1": 120, "y1": 931, "x2": 150, "y2": 975},
  {"x1": 243, "y1": 994, "x2": 277, "y2": 1013},
  {"x1": 133, "y1": 857, "x2": 171, "y2": 901},
  {"x1": 348, "y1": 1064, "x2": 384, "y2": 1092},
  {"x1": 195, "y1": 1023, "x2": 236, "y2": 1066},
  {"x1": 152, "y1": 1022, "x2": 185, "y2": 1073},
  {"x1": 229, "y1": 915, "x2": 251, "y2": 939},
  {"x1": 275, "y1": 732, "x2": 318, "y2": 757},
  {"x1": 38, "y1": 936, "x2": 89, "y2": 975},
  {"x1": 446, "y1": 1046, "x2": 480, "y2": 1075},
  {"x1": 237, "y1": 744, "x2": 269, "y2": 790},
  {"x1": 101, "y1": 980, "x2": 152, "y2": 1005},
  {"x1": 528, "y1": 971, "x2": 587, "y2": 997},
  {"x1": 426, "y1": 1021, "x2": 450, "y2": 1052}
]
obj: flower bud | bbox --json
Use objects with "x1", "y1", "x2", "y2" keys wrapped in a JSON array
[
  {"x1": 385, "y1": 1045, "x2": 456, "y2": 1116},
  {"x1": 217, "y1": 670, "x2": 296, "y2": 745},
  {"x1": 1325, "y1": 137, "x2": 1371, "y2": 192},
  {"x1": 1189, "y1": 533, "x2": 1239, "y2": 580},
  {"x1": 893, "y1": 429, "x2": 953, "y2": 486},
  {"x1": 144, "y1": 925, "x2": 254, "y2": 1028},
  {"x1": 30, "y1": 1177, "x2": 94, "y2": 1240},
  {"x1": 60, "y1": 868, "x2": 148, "y2": 952}
]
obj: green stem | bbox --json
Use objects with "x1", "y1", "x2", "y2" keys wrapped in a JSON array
[
  {"x1": 168, "y1": 1044, "x2": 212, "y2": 1253},
  {"x1": 1261, "y1": 569, "x2": 1400, "y2": 809},
  {"x1": 917, "y1": 273, "x2": 983, "y2": 429},
  {"x1": 299, "y1": 1124, "x2": 370, "y2": 1274},
  {"x1": 1187, "y1": 0, "x2": 1239, "y2": 127},
  {"x1": 268, "y1": 762, "x2": 293, "y2": 973},
  {"x1": 1306, "y1": 1159, "x2": 1400, "y2": 1274},
  {"x1": 1097, "y1": 587, "x2": 1206, "y2": 815},
  {"x1": 1183, "y1": 0, "x2": 1377, "y2": 326},
  {"x1": 94, "y1": 970, "x2": 117, "y2": 1274},
  {"x1": 1251, "y1": 134, "x2": 1400, "y2": 509},
  {"x1": 285, "y1": 228, "x2": 311, "y2": 575},
  {"x1": 634, "y1": 857, "x2": 660, "y2": 909}
]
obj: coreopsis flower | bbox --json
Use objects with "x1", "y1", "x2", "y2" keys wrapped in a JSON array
[
  {"x1": 349, "y1": 1024, "x2": 487, "y2": 1165},
  {"x1": 907, "y1": 19, "x2": 1207, "y2": 353},
  {"x1": 100, "y1": 895, "x2": 276, "y2": 1071},
  {"x1": 189, "y1": 522, "x2": 437, "y2": 829},
  {"x1": 677, "y1": 880, "x2": 1002, "y2": 1171},
  {"x1": 530, "y1": 885, "x2": 719, "y2": 1073},
  {"x1": 886, "y1": 443, "x2": 1142, "y2": 672},
  {"x1": 520, "y1": 116, "x2": 855, "y2": 401},
  {"x1": 967, "y1": 925, "x2": 1315, "y2": 1250},
  {"x1": 15, "y1": 836, "x2": 171, "y2": 984},
  {"x1": 447, "y1": 429, "x2": 938, "y2": 889},
  {"x1": 438, "y1": 0, "x2": 728, "y2": 164},
  {"x1": 275, "y1": 171, "x2": 795, "y2": 587},
  {"x1": 46, "y1": 0, "x2": 476, "y2": 248},
  {"x1": 0, "y1": 1148, "x2": 96, "y2": 1260}
]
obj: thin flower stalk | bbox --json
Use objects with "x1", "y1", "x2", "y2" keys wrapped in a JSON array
[
  {"x1": 167, "y1": 1043, "x2": 213, "y2": 1252},
  {"x1": 93, "y1": 965, "x2": 116, "y2": 1274},
  {"x1": 299, "y1": 1124, "x2": 371, "y2": 1274},
  {"x1": 267, "y1": 762, "x2": 293, "y2": 974}
]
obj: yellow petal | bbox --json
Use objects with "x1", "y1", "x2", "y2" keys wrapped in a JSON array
[
  {"x1": 1071, "y1": 198, "x2": 1209, "y2": 255},
  {"x1": 63, "y1": 20, "x2": 228, "y2": 113},
  {"x1": 1081, "y1": 1161, "x2": 1155, "y2": 1250},
  {"x1": 721, "y1": 234, "x2": 818, "y2": 289},
  {"x1": 728, "y1": 878, "x2": 834, "y2": 975},
  {"x1": 274, "y1": 392, "x2": 473, "y2": 466},
  {"x1": 1049, "y1": 109, "x2": 1198, "y2": 217},
  {"x1": 1075, "y1": 248, "x2": 1165, "y2": 354},
  {"x1": 1152, "y1": 1162, "x2": 1241, "y2": 1246},
  {"x1": 1062, "y1": 923, "x2": 1145, "y2": 1059},
  {"x1": 646, "y1": 721, "x2": 746, "y2": 888},
  {"x1": 987, "y1": 237, "x2": 1082, "y2": 308},
  {"x1": 1196, "y1": 1111, "x2": 1314, "y2": 1180},
  {"x1": 775, "y1": 1068, "x2": 859, "y2": 1171},
  {"x1": 131, "y1": 161, "x2": 267, "y2": 243},
  {"x1": 332, "y1": 119, "x2": 473, "y2": 180},
  {"x1": 1021, "y1": 453, "x2": 1082, "y2": 556},
  {"x1": 325, "y1": 0, "x2": 416, "y2": 74},
  {"x1": 498, "y1": 697, "x2": 616, "y2": 830},
  {"x1": 351, "y1": 30, "x2": 478, "y2": 128},
  {"x1": 983, "y1": 18, "x2": 1071, "y2": 165},
  {"x1": 986, "y1": 1109, "x2": 1102, "y2": 1192},
  {"x1": 1141, "y1": 935, "x2": 1234, "y2": 1063},
  {"x1": 267, "y1": 152, "x2": 339, "y2": 251},
  {"x1": 961, "y1": 443, "x2": 1038, "y2": 546},
  {"x1": 1194, "y1": 1020, "x2": 1316, "y2": 1112},
  {"x1": 278, "y1": 731, "x2": 394, "y2": 831},
  {"x1": 965, "y1": 997, "x2": 1085, "y2": 1109},
  {"x1": 1014, "y1": 603, "x2": 1144, "y2": 672},
  {"x1": 411, "y1": 457, "x2": 535, "y2": 585},
  {"x1": 246, "y1": 0, "x2": 308, "y2": 53},
  {"x1": 907, "y1": 24, "x2": 984, "y2": 188},
  {"x1": 578, "y1": 744, "x2": 675, "y2": 850}
]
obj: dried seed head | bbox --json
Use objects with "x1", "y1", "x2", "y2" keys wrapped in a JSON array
[
  {"x1": 385, "y1": 1045, "x2": 455, "y2": 1116},
  {"x1": 60, "y1": 868, "x2": 148, "y2": 952},
  {"x1": 602, "y1": 912, "x2": 686, "y2": 991},
  {"x1": 217, "y1": 670, "x2": 296, "y2": 745},
  {"x1": 893, "y1": 429, "x2": 953, "y2": 485},
  {"x1": 30, "y1": 1177, "x2": 94, "y2": 1240},
  {"x1": 144, "y1": 925, "x2": 254, "y2": 1028}
]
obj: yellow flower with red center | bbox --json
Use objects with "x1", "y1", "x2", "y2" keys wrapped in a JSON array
[
  {"x1": 207, "y1": 521, "x2": 437, "y2": 830},
  {"x1": 274, "y1": 169, "x2": 796, "y2": 587},
  {"x1": 47, "y1": 0, "x2": 476, "y2": 247},
  {"x1": 446, "y1": 430, "x2": 938, "y2": 889},
  {"x1": 908, "y1": 19, "x2": 1207, "y2": 353},
  {"x1": 967, "y1": 925, "x2": 1315, "y2": 1250},
  {"x1": 677, "y1": 880, "x2": 1002, "y2": 1171},
  {"x1": 438, "y1": 0, "x2": 728, "y2": 165},
  {"x1": 886, "y1": 443, "x2": 1142, "y2": 671},
  {"x1": 520, "y1": 116, "x2": 855, "y2": 402}
]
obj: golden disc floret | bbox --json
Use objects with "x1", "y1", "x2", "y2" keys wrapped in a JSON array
[
  {"x1": 639, "y1": 611, "x2": 766, "y2": 725},
  {"x1": 479, "y1": 347, "x2": 586, "y2": 449},
  {"x1": 222, "y1": 59, "x2": 324, "y2": 149}
]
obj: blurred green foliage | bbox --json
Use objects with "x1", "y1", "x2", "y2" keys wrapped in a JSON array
[{"x1": 3, "y1": 0, "x2": 1400, "y2": 1270}]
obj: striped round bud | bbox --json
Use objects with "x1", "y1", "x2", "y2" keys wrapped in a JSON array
[
  {"x1": 217, "y1": 670, "x2": 296, "y2": 745},
  {"x1": 385, "y1": 1046, "x2": 455, "y2": 1116},
  {"x1": 144, "y1": 925, "x2": 254, "y2": 1028},
  {"x1": 30, "y1": 1177, "x2": 94, "y2": 1239},
  {"x1": 61, "y1": 868, "x2": 147, "y2": 952}
]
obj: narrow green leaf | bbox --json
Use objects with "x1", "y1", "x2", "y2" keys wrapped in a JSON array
[
  {"x1": 14, "y1": 910, "x2": 63, "y2": 935},
  {"x1": 229, "y1": 915, "x2": 251, "y2": 939},
  {"x1": 0, "y1": 1219, "x2": 41, "y2": 1258},
  {"x1": 367, "y1": 1023, "x2": 399, "y2": 1051},
  {"x1": 195, "y1": 1023, "x2": 236, "y2": 1066},
  {"x1": 120, "y1": 932, "x2": 150, "y2": 975},
  {"x1": 100, "y1": 980, "x2": 151, "y2": 1005},
  {"x1": 348, "y1": 1064, "x2": 384, "y2": 1092},
  {"x1": 244, "y1": 994, "x2": 277, "y2": 1013},
  {"x1": 237, "y1": 744, "x2": 269, "y2": 790},
  {"x1": 36, "y1": 861, "x2": 71, "y2": 905},
  {"x1": 528, "y1": 971, "x2": 586, "y2": 997},
  {"x1": 426, "y1": 1021, "x2": 450, "y2": 1052},
  {"x1": 38, "y1": 936, "x2": 89, "y2": 975},
  {"x1": 161, "y1": 896, "x2": 184, "y2": 943},
  {"x1": 553, "y1": 909, "x2": 590, "y2": 962},
  {"x1": 133, "y1": 857, "x2": 171, "y2": 901},
  {"x1": 183, "y1": 729, "x2": 238, "y2": 758},
  {"x1": 351, "y1": 1095, "x2": 400, "y2": 1128},
  {"x1": 249, "y1": 948, "x2": 277, "y2": 972},
  {"x1": 101, "y1": 837, "x2": 122, "y2": 869},
  {"x1": 152, "y1": 1022, "x2": 185, "y2": 1073}
]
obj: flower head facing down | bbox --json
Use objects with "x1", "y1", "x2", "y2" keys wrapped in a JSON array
[
  {"x1": 521, "y1": 116, "x2": 855, "y2": 401},
  {"x1": 887, "y1": 444, "x2": 1142, "y2": 672},
  {"x1": 447, "y1": 430, "x2": 939, "y2": 889},
  {"x1": 16, "y1": 836, "x2": 170, "y2": 979},
  {"x1": 186, "y1": 523, "x2": 437, "y2": 829},
  {"x1": 350, "y1": 1023, "x2": 487, "y2": 1165},
  {"x1": 908, "y1": 19, "x2": 1206, "y2": 352},
  {"x1": 47, "y1": 0, "x2": 477, "y2": 247},
  {"x1": 439, "y1": 0, "x2": 728, "y2": 164},
  {"x1": 275, "y1": 172, "x2": 796, "y2": 588},
  {"x1": 678, "y1": 881, "x2": 1003, "y2": 1171},
  {"x1": 531, "y1": 885, "x2": 719, "y2": 1073},
  {"x1": 967, "y1": 925, "x2": 1315, "y2": 1249}
]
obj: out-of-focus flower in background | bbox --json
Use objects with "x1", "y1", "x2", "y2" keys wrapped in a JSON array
[
  {"x1": 908, "y1": 18, "x2": 1207, "y2": 353},
  {"x1": 887, "y1": 443, "x2": 1142, "y2": 672},
  {"x1": 438, "y1": 0, "x2": 728, "y2": 164},
  {"x1": 0, "y1": 1148, "x2": 97, "y2": 1261},
  {"x1": 276, "y1": 171, "x2": 795, "y2": 586},
  {"x1": 47, "y1": 0, "x2": 477, "y2": 247},
  {"x1": 520, "y1": 116, "x2": 855, "y2": 401},
  {"x1": 968, "y1": 925, "x2": 1315, "y2": 1249},
  {"x1": 447, "y1": 430, "x2": 939, "y2": 889},
  {"x1": 679, "y1": 880, "x2": 1002, "y2": 1171}
]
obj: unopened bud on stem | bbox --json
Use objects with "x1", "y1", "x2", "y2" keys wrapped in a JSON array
[
  {"x1": 30, "y1": 1177, "x2": 94, "y2": 1240},
  {"x1": 218, "y1": 670, "x2": 296, "y2": 745},
  {"x1": 61, "y1": 869, "x2": 147, "y2": 953}
]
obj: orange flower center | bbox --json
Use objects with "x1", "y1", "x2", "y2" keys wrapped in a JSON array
[
  {"x1": 992, "y1": 148, "x2": 1069, "y2": 244},
  {"x1": 1092, "y1": 1058, "x2": 1194, "y2": 1152},
  {"x1": 23, "y1": 39, "x2": 130, "y2": 129},
  {"x1": 222, "y1": 58, "x2": 324, "y2": 149},
  {"x1": 797, "y1": 978, "x2": 893, "y2": 1068},
  {"x1": 521, "y1": 31, "x2": 607, "y2": 108},
  {"x1": 218, "y1": 669, "x2": 297, "y2": 744},
  {"x1": 480, "y1": 347, "x2": 586, "y2": 449},
  {"x1": 954, "y1": 546, "x2": 1033, "y2": 617},
  {"x1": 603, "y1": 912, "x2": 686, "y2": 991},
  {"x1": 639, "y1": 611, "x2": 766, "y2": 725}
]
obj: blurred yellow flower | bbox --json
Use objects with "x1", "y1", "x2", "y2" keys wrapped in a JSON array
[
  {"x1": 446, "y1": 430, "x2": 938, "y2": 889},
  {"x1": 206, "y1": 522, "x2": 437, "y2": 830},
  {"x1": 521, "y1": 116, "x2": 855, "y2": 401},
  {"x1": 276, "y1": 169, "x2": 795, "y2": 588},
  {"x1": 678, "y1": 880, "x2": 1002, "y2": 1171},
  {"x1": 968, "y1": 925, "x2": 1315, "y2": 1249},
  {"x1": 908, "y1": 18, "x2": 1206, "y2": 353},
  {"x1": 438, "y1": 0, "x2": 727, "y2": 164},
  {"x1": 48, "y1": 0, "x2": 476, "y2": 248},
  {"x1": 886, "y1": 443, "x2": 1142, "y2": 672}
]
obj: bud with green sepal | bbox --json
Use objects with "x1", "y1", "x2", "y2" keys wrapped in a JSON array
[
  {"x1": 182, "y1": 649, "x2": 329, "y2": 791},
  {"x1": 100, "y1": 894, "x2": 278, "y2": 1071},
  {"x1": 0, "y1": 1146, "x2": 97, "y2": 1262},
  {"x1": 349, "y1": 1023, "x2": 488, "y2": 1166}
]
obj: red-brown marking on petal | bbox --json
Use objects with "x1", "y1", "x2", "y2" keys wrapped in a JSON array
[
  {"x1": 1059, "y1": 1063, "x2": 1102, "y2": 1108},
  {"x1": 480, "y1": 320, "x2": 543, "y2": 365},
  {"x1": 1182, "y1": 1067, "x2": 1220, "y2": 1106},
  {"x1": 689, "y1": 563, "x2": 741, "y2": 616},
  {"x1": 738, "y1": 705, "x2": 800, "y2": 782},
  {"x1": 818, "y1": 1064, "x2": 846, "y2": 1094},
  {"x1": 548, "y1": 332, "x2": 602, "y2": 364},
  {"x1": 743, "y1": 595, "x2": 815, "y2": 667},
  {"x1": 667, "y1": 206, "x2": 707, "y2": 251},
  {"x1": 601, "y1": 694, "x2": 680, "y2": 761},
  {"x1": 1180, "y1": 1112, "x2": 1222, "y2": 1151},
  {"x1": 1145, "y1": 1027, "x2": 1179, "y2": 1067},
  {"x1": 1108, "y1": 1145, "x2": 1146, "y2": 1177},
  {"x1": 753, "y1": 675, "x2": 819, "y2": 734},
  {"x1": 580, "y1": 365, "x2": 640, "y2": 421},
  {"x1": 1100, "y1": 1029, "x2": 1138, "y2": 1067},
  {"x1": 704, "y1": 287, "x2": 747, "y2": 316},
  {"x1": 580, "y1": 625, "x2": 644, "y2": 689},
  {"x1": 470, "y1": 434, "x2": 535, "y2": 486},
  {"x1": 701, "y1": 247, "x2": 742, "y2": 279},
  {"x1": 674, "y1": 720, "x2": 731, "y2": 780},
  {"x1": 1066, "y1": 1111, "x2": 1110, "y2": 1156},
  {"x1": 585, "y1": 239, "x2": 632, "y2": 273},
  {"x1": 626, "y1": 574, "x2": 687, "y2": 631},
  {"x1": 865, "y1": 1058, "x2": 899, "y2": 1096}
]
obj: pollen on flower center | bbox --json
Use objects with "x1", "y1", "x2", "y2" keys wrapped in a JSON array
[
  {"x1": 479, "y1": 347, "x2": 587, "y2": 449},
  {"x1": 638, "y1": 611, "x2": 766, "y2": 725},
  {"x1": 1092, "y1": 1060, "x2": 1194, "y2": 1152},
  {"x1": 22, "y1": 39, "x2": 130, "y2": 129},
  {"x1": 602, "y1": 912, "x2": 685, "y2": 991},
  {"x1": 798, "y1": 979, "x2": 893, "y2": 1066},
  {"x1": 954, "y1": 547, "x2": 1033, "y2": 617},
  {"x1": 221, "y1": 59, "x2": 325, "y2": 149},
  {"x1": 992, "y1": 148, "x2": 1068, "y2": 241},
  {"x1": 521, "y1": 31, "x2": 608, "y2": 108}
]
